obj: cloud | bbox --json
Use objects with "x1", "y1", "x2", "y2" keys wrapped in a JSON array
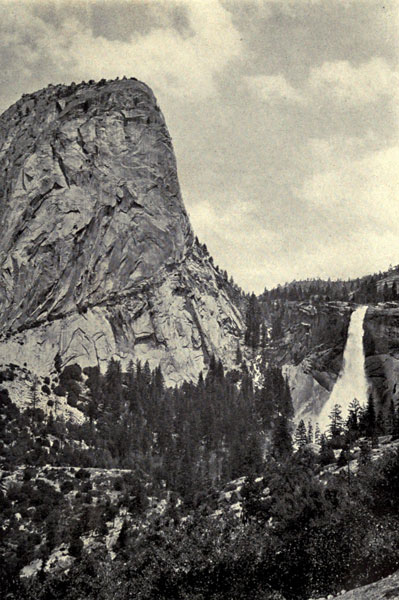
[
  {"x1": 308, "y1": 57, "x2": 399, "y2": 107},
  {"x1": 0, "y1": 0, "x2": 243, "y2": 112},
  {"x1": 245, "y1": 73, "x2": 303, "y2": 103},
  {"x1": 294, "y1": 145, "x2": 399, "y2": 279},
  {"x1": 244, "y1": 57, "x2": 399, "y2": 110}
]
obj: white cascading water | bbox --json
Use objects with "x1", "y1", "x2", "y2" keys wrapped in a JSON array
[{"x1": 318, "y1": 305, "x2": 369, "y2": 432}]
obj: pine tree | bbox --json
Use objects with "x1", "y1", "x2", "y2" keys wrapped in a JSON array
[
  {"x1": 235, "y1": 341, "x2": 243, "y2": 365},
  {"x1": 387, "y1": 399, "x2": 397, "y2": 435},
  {"x1": 364, "y1": 395, "x2": 376, "y2": 438},
  {"x1": 272, "y1": 415, "x2": 293, "y2": 459},
  {"x1": 346, "y1": 398, "x2": 361, "y2": 439},
  {"x1": 328, "y1": 404, "x2": 344, "y2": 439},
  {"x1": 314, "y1": 423, "x2": 321, "y2": 444},
  {"x1": 337, "y1": 448, "x2": 349, "y2": 467},
  {"x1": 383, "y1": 282, "x2": 390, "y2": 302},
  {"x1": 392, "y1": 405, "x2": 399, "y2": 440},
  {"x1": 358, "y1": 439, "x2": 371, "y2": 466},
  {"x1": 319, "y1": 434, "x2": 335, "y2": 466},
  {"x1": 295, "y1": 420, "x2": 308, "y2": 448},
  {"x1": 307, "y1": 420, "x2": 314, "y2": 443},
  {"x1": 244, "y1": 293, "x2": 262, "y2": 349},
  {"x1": 376, "y1": 410, "x2": 386, "y2": 436}
]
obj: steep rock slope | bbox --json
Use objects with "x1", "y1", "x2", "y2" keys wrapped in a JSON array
[
  {"x1": 324, "y1": 569, "x2": 399, "y2": 600},
  {"x1": 262, "y1": 301, "x2": 352, "y2": 423},
  {"x1": 364, "y1": 304, "x2": 399, "y2": 405},
  {"x1": 0, "y1": 78, "x2": 243, "y2": 384}
]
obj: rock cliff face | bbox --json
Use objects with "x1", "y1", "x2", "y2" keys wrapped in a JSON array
[
  {"x1": 364, "y1": 305, "x2": 399, "y2": 406},
  {"x1": 264, "y1": 301, "x2": 352, "y2": 423},
  {"x1": 0, "y1": 78, "x2": 243, "y2": 384}
]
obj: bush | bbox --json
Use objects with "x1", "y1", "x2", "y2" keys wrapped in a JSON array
[
  {"x1": 69, "y1": 537, "x2": 84, "y2": 558},
  {"x1": 61, "y1": 364, "x2": 82, "y2": 383},
  {"x1": 54, "y1": 385, "x2": 66, "y2": 397},
  {"x1": 23, "y1": 468, "x2": 36, "y2": 482},
  {"x1": 60, "y1": 480, "x2": 74, "y2": 494},
  {"x1": 75, "y1": 469, "x2": 91, "y2": 480},
  {"x1": 114, "y1": 477, "x2": 124, "y2": 492},
  {"x1": 42, "y1": 385, "x2": 51, "y2": 395},
  {"x1": 67, "y1": 394, "x2": 78, "y2": 408}
]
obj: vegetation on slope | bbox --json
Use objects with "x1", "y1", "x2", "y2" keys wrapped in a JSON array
[{"x1": 1, "y1": 358, "x2": 399, "y2": 599}]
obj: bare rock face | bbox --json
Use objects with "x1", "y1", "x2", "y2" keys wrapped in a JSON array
[
  {"x1": 264, "y1": 301, "x2": 352, "y2": 423},
  {"x1": 0, "y1": 78, "x2": 243, "y2": 384},
  {"x1": 363, "y1": 305, "x2": 399, "y2": 405}
]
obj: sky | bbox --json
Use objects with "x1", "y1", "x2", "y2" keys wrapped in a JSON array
[{"x1": 0, "y1": 0, "x2": 398, "y2": 293}]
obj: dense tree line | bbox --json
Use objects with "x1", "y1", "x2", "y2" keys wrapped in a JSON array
[
  {"x1": 260, "y1": 267, "x2": 399, "y2": 307},
  {"x1": 1, "y1": 359, "x2": 293, "y2": 502}
]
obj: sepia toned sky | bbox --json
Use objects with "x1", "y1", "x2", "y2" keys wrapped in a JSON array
[{"x1": 1, "y1": 0, "x2": 398, "y2": 292}]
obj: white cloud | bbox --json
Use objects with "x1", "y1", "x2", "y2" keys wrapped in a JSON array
[
  {"x1": 308, "y1": 57, "x2": 399, "y2": 106},
  {"x1": 245, "y1": 73, "x2": 303, "y2": 103},
  {"x1": 0, "y1": 0, "x2": 242, "y2": 107},
  {"x1": 245, "y1": 57, "x2": 399, "y2": 110},
  {"x1": 295, "y1": 146, "x2": 399, "y2": 278}
]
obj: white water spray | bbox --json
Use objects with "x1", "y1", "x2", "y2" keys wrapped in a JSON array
[{"x1": 318, "y1": 306, "x2": 369, "y2": 432}]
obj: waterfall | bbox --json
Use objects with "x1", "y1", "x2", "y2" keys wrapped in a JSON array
[{"x1": 318, "y1": 305, "x2": 369, "y2": 432}]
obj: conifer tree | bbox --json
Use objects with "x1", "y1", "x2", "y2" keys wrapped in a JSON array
[
  {"x1": 235, "y1": 341, "x2": 243, "y2": 365},
  {"x1": 244, "y1": 293, "x2": 262, "y2": 349},
  {"x1": 328, "y1": 404, "x2": 344, "y2": 439},
  {"x1": 346, "y1": 398, "x2": 361, "y2": 440},
  {"x1": 392, "y1": 405, "x2": 399, "y2": 440},
  {"x1": 272, "y1": 415, "x2": 293, "y2": 459},
  {"x1": 358, "y1": 439, "x2": 371, "y2": 466},
  {"x1": 295, "y1": 419, "x2": 308, "y2": 448},
  {"x1": 387, "y1": 399, "x2": 397, "y2": 435},
  {"x1": 319, "y1": 434, "x2": 335, "y2": 466},
  {"x1": 307, "y1": 420, "x2": 314, "y2": 443},
  {"x1": 364, "y1": 395, "x2": 376, "y2": 438},
  {"x1": 314, "y1": 423, "x2": 321, "y2": 444}
]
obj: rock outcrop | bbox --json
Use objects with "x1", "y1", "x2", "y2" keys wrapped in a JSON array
[
  {"x1": 263, "y1": 301, "x2": 352, "y2": 423},
  {"x1": 363, "y1": 304, "x2": 399, "y2": 405},
  {"x1": 0, "y1": 78, "x2": 243, "y2": 384}
]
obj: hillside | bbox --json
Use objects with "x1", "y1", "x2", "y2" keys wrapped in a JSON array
[{"x1": 1, "y1": 78, "x2": 399, "y2": 600}]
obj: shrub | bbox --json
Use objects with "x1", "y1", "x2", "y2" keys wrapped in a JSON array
[
  {"x1": 53, "y1": 385, "x2": 66, "y2": 397},
  {"x1": 60, "y1": 480, "x2": 74, "y2": 494},
  {"x1": 61, "y1": 364, "x2": 82, "y2": 383},
  {"x1": 69, "y1": 537, "x2": 83, "y2": 558},
  {"x1": 23, "y1": 468, "x2": 36, "y2": 481},
  {"x1": 75, "y1": 469, "x2": 90, "y2": 480},
  {"x1": 82, "y1": 481, "x2": 92, "y2": 492},
  {"x1": 114, "y1": 477, "x2": 124, "y2": 492},
  {"x1": 67, "y1": 394, "x2": 78, "y2": 408}
]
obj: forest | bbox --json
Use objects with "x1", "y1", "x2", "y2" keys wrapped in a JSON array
[{"x1": 1, "y1": 357, "x2": 399, "y2": 600}]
